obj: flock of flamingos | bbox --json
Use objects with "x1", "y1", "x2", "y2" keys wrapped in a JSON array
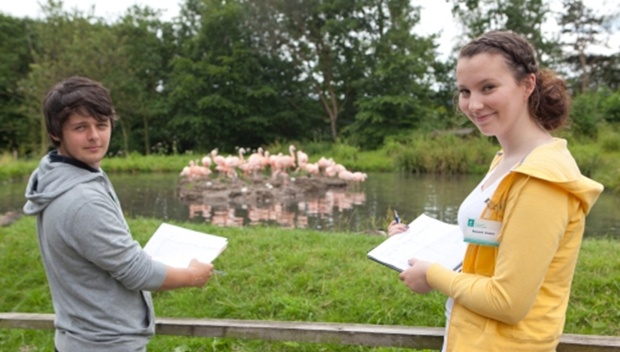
[{"x1": 180, "y1": 145, "x2": 368, "y2": 183}]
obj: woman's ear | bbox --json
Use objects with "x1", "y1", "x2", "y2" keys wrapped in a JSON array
[{"x1": 523, "y1": 73, "x2": 536, "y2": 100}]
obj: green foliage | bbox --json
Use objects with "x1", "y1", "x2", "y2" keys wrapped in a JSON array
[
  {"x1": 598, "y1": 127, "x2": 620, "y2": 153},
  {"x1": 3, "y1": 0, "x2": 619, "y2": 161},
  {"x1": 602, "y1": 89, "x2": 620, "y2": 123},
  {"x1": 569, "y1": 142, "x2": 603, "y2": 178},
  {"x1": 0, "y1": 14, "x2": 34, "y2": 155},
  {"x1": 342, "y1": 1, "x2": 439, "y2": 149},
  {"x1": 166, "y1": 0, "x2": 322, "y2": 153},
  {"x1": 0, "y1": 153, "x2": 38, "y2": 181},
  {"x1": 100, "y1": 152, "x2": 196, "y2": 173},
  {"x1": 557, "y1": 0, "x2": 611, "y2": 93},
  {"x1": 449, "y1": 0, "x2": 560, "y2": 67},
  {"x1": 110, "y1": 6, "x2": 172, "y2": 155},
  {"x1": 569, "y1": 93, "x2": 604, "y2": 138},
  {"x1": 390, "y1": 133, "x2": 495, "y2": 174}
]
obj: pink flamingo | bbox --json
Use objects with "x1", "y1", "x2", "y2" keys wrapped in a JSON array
[
  {"x1": 245, "y1": 147, "x2": 267, "y2": 178},
  {"x1": 325, "y1": 163, "x2": 345, "y2": 178},
  {"x1": 201, "y1": 155, "x2": 212, "y2": 169},
  {"x1": 223, "y1": 149, "x2": 243, "y2": 179},
  {"x1": 302, "y1": 162, "x2": 320, "y2": 176},
  {"x1": 211, "y1": 149, "x2": 228, "y2": 177},
  {"x1": 295, "y1": 149, "x2": 308, "y2": 172},
  {"x1": 317, "y1": 157, "x2": 335, "y2": 176},
  {"x1": 271, "y1": 145, "x2": 296, "y2": 179}
]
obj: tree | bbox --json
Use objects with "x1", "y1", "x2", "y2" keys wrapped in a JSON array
[
  {"x1": 449, "y1": 0, "x2": 560, "y2": 66},
  {"x1": 247, "y1": 0, "x2": 374, "y2": 142},
  {"x1": 248, "y1": 0, "x2": 443, "y2": 144},
  {"x1": 0, "y1": 14, "x2": 34, "y2": 156},
  {"x1": 166, "y1": 0, "x2": 321, "y2": 153},
  {"x1": 17, "y1": 0, "x2": 132, "y2": 155},
  {"x1": 343, "y1": 0, "x2": 438, "y2": 148},
  {"x1": 558, "y1": 0, "x2": 615, "y2": 93},
  {"x1": 112, "y1": 6, "x2": 170, "y2": 155}
]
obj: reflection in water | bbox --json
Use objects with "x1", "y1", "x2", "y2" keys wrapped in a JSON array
[
  {"x1": 186, "y1": 188, "x2": 366, "y2": 229},
  {"x1": 1, "y1": 172, "x2": 618, "y2": 237}
]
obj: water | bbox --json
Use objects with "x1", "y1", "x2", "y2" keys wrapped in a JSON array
[{"x1": 2, "y1": 172, "x2": 618, "y2": 238}]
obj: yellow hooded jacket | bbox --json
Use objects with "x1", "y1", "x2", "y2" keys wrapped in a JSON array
[{"x1": 427, "y1": 139, "x2": 604, "y2": 352}]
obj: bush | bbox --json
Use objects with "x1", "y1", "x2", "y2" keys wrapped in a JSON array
[
  {"x1": 569, "y1": 93, "x2": 604, "y2": 139},
  {"x1": 391, "y1": 133, "x2": 495, "y2": 174}
]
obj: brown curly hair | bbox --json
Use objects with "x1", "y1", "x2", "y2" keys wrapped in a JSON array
[{"x1": 458, "y1": 31, "x2": 570, "y2": 131}]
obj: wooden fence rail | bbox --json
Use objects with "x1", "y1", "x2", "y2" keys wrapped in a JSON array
[{"x1": 1, "y1": 313, "x2": 619, "y2": 351}]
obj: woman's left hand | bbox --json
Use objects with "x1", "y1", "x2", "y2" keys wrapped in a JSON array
[{"x1": 399, "y1": 258, "x2": 433, "y2": 294}]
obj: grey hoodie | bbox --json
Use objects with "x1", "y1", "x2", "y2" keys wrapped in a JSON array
[{"x1": 24, "y1": 151, "x2": 167, "y2": 352}]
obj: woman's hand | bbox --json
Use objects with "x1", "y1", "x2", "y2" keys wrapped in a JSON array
[
  {"x1": 399, "y1": 258, "x2": 433, "y2": 294},
  {"x1": 387, "y1": 220, "x2": 409, "y2": 237}
]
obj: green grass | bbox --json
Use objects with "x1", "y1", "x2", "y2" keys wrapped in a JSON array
[{"x1": 0, "y1": 217, "x2": 618, "y2": 351}]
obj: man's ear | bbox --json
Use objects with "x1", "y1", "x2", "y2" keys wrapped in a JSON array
[{"x1": 50, "y1": 135, "x2": 60, "y2": 143}]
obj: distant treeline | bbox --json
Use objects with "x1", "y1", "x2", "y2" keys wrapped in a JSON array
[{"x1": 1, "y1": 0, "x2": 619, "y2": 158}]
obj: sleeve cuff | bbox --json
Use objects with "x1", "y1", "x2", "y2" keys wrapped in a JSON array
[{"x1": 427, "y1": 263, "x2": 458, "y2": 296}]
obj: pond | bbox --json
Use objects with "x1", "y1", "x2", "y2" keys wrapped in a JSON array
[{"x1": 1, "y1": 172, "x2": 618, "y2": 238}]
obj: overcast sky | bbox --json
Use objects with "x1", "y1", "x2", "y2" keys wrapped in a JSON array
[
  {"x1": 1, "y1": 0, "x2": 617, "y2": 57},
  {"x1": 0, "y1": 0, "x2": 459, "y2": 58}
]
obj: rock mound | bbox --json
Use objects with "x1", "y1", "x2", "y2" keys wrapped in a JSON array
[{"x1": 178, "y1": 176, "x2": 348, "y2": 207}]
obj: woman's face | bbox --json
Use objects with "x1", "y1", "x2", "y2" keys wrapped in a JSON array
[{"x1": 456, "y1": 53, "x2": 534, "y2": 139}]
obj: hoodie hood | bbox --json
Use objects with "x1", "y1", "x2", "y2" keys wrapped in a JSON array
[
  {"x1": 24, "y1": 151, "x2": 104, "y2": 215},
  {"x1": 510, "y1": 138, "x2": 603, "y2": 214}
]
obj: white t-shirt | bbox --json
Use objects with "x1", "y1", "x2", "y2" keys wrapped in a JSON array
[{"x1": 441, "y1": 169, "x2": 507, "y2": 352}]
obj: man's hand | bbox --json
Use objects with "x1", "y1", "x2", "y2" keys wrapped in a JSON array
[{"x1": 187, "y1": 259, "x2": 213, "y2": 288}]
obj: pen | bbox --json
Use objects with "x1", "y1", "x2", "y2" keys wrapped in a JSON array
[{"x1": 394, "y1": 210, "x2": 401, "y2": 224}]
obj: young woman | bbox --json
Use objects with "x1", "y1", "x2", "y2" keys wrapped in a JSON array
[{"x1": 390, "y1": 31, "x2": 604, "y2": 351}]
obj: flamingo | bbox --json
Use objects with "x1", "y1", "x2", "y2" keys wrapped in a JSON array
[
  {"x1": 295, "y1": 149, "x2": 308, "y2": 172},
  {"x1": 280, "y1": 145, "x2": 296, "y2": 169},
  {"x1": 317, "y1": 157, "x2": 335, "y2": 176},
  {"x1": 211, "y1": 149, "x2": 228, "y2": 177},
  {"x1": 325, "y1": 163, "x2": 345, "y2": 178},
  {"x1": 271, "y1": 145, "x2": 296, "y2": 179},
  {"x1": 302, "y1": 162, "x2": 320, "y2": 176},
  {"x1": 201, "y1": 155, "x2": 212, "y2": 169},
  {"x1": 245, "y1": 147, "x2": 267, "y2": 178}
]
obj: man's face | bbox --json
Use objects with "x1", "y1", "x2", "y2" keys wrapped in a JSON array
[{"x1": 54, "y1": 113, "x2": 111, "y2": 169}]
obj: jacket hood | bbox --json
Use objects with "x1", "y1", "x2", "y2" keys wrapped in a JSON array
[
  {"x1": 509, "y1": 138, "x2": 603, "y2": 215},
  {"x1": 23, "y1": 151, "x2": 103, "y2": 215}
]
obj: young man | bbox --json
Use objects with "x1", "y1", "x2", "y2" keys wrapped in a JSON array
[{"x1": 24, "y1": 76, "x2": 214, "y2": 352}]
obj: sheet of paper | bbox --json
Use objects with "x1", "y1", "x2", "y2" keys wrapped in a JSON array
[
  {"x1": 367, "y1": 214, "x2": 467, "y2": 272},
  {"x1": 143, "y1": 223, "x2": 228, "y2": 268}
]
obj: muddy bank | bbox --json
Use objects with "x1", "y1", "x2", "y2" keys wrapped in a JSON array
[
  {"x1": 177, "y1": 176, "x2": 349, "y2": 207},
  {"x1": 0, "y1": 210, "x2": 21, "y2": 227}
]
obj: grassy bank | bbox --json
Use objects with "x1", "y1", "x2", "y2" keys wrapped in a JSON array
[
  {"x1": 2, "y1": 131, "x2": 619, "y2": 191},
  {"x1": 1, "y1": 217, "x2": 618, "y2": 351}
]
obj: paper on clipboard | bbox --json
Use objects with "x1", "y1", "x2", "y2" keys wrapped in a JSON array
[
  {"x1": 143, "y1": 223, "x2": 228, "y2": 268},
  {"x1": 367, "y1": 214, "x2": 467, "y2": 272}
]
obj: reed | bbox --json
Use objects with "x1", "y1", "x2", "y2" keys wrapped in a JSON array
[{"x1": 2, "y1": 129, "x2": 620, "y2": 191}]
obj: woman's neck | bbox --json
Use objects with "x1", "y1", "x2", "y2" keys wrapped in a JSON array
[{"x1": 497, "y1": 125, "x2": 553, "y2": 159}]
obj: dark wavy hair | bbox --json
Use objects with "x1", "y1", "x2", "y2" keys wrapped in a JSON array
[
  {"x1": 43, "y1": 76, "x2": 118, "y2": 147},
  {"x1": 458, "y1": 31, "x2": 570, "y2": 131}
]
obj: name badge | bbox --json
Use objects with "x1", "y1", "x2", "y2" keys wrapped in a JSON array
[{"x1": 464, "y1": 218, "x2": 502, "y2": 246}]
